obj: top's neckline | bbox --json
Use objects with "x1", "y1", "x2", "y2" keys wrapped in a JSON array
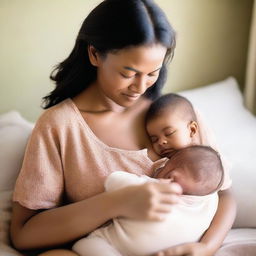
[{"x1": 67, "y1": 98, "x2": 153, "y2": 158}]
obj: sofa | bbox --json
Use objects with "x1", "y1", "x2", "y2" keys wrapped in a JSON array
[{"x1": 0, "y1": 77, "x2": 256, "y2": 255}]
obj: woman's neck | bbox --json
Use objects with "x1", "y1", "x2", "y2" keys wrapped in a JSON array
[
  {"x1": 72, "y1": 84, "x2": 153, "y2": 151},
  {"x1": 73, "y1": 83, "x2": 151, "y2": 115}
]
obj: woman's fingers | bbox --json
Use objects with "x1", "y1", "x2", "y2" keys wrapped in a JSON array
[
  {"x1": 160, "y1": 194, "x2": 181, "y2": 204},
  {"x1": 154, "y1": 182, "x2": 183, "y2": 206},
  {"x1": 148, "y1": 184, "x2": 183, "y2": 219},
  {"x1": 157, "y1": 181, "x2": 183, "y2": 195},
  {"x1": 118, "y1": 181, "x2": 183, "y2": 220}
]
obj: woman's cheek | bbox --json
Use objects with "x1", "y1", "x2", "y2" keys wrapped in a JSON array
[{"x1": 149, "y1": 77, "x2": 159, "y2": 86}]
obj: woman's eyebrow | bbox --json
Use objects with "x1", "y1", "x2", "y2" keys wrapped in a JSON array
[{"x1": 123, "y1": 66, "x2": 162, "y2": 73}]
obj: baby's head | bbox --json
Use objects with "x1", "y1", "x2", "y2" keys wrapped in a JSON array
[
  {"x1": 154, "y1": 145, "x2": 224, "y2": 195},
  {"x1": 145, "y1": 93, "x2": 200, "y2": 158}
]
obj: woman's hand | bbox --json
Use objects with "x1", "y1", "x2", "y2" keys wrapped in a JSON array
[
  {"x1": 114, "y1": 181, "x2": 182, "y2": 221},
  {"x1": 153, "y1": 242, "x2": 214, "y2": 256}
]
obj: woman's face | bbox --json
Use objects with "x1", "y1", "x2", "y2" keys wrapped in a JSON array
[{"x1": 91, "y1": 44, "x2": 167, "y2": 107}]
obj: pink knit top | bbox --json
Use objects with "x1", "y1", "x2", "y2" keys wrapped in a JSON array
[
  {"x1": 13, "y1": 99, "x2": 231, "y2": 210},
  {"x1": 13, "y1": 99, "x2": 156, "y2": 209}
]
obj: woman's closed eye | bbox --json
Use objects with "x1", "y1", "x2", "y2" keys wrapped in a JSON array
[
  {"x1": 120, "y1": 73, "x2": 134, "y2": 79},
  {"x1": 120, "y1": 69, "x2": 160, "y2": 79},
  {"x1": 147, "y1": 70, "x2": 160, "y2": 77}
]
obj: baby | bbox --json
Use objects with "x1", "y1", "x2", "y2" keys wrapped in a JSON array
[
  {"x1": 145, "y1": 92, "x2": 201, "y2": 161},
  {"x1": 73, "y1": 94, "x2": 224, "y2": 256},
  {"x1": 145, "y1": 93, "x2": 224, "y2": 196}
]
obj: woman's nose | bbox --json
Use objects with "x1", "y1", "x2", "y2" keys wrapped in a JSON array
[{"x1": 129, "y1": 76, "x2": 149, "y2": 94}]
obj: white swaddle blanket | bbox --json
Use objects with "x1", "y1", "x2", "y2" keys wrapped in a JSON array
[{"x1": 73, "y1": 171, "x2": 218, "y2": 256}]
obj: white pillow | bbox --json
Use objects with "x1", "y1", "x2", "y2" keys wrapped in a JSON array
[
  {"x1": 0, "y1": 111, "x2": 34, "y2": 191},
  {"x1": 178, "y1": 77, "x2": 256, "y2": 228},
  {"x1": 0, "y1": 111, "x2": 33, "y2": 255}
]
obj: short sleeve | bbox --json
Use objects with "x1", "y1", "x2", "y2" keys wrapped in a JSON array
[
  {"x1": 196, "y1": 110, "x2": 232, "y2": 190},
  {"x1": 13, "y1": 120, "x2": 64, "y2": 210}
]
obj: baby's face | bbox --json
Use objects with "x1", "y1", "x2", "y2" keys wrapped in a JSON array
[{"x1": 146, "y1": 110, "x2": 194, "y2": 157}]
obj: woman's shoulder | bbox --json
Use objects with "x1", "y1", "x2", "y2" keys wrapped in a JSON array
[{"x1": 36, "y1": 98, "x2": 77, "y2": 128}]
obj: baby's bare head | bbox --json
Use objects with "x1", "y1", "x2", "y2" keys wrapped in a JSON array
[{"x1": 155, "y1": 145, "x2": 224, "y2": 195}]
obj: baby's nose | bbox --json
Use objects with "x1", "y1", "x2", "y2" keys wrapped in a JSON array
[{"x1": 159, "y1": 138, "x2": 167, "y2": 145}]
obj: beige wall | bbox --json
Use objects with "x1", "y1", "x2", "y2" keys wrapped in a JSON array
[
  {"x1": 161, "y1": 0, "x2": 253, "y2": 94},
  {"x1": 0, "y1": 0, "x2": 253, "y2": 121}
]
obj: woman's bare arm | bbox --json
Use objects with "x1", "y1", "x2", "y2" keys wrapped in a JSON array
[
  {"x1": 11, "y1": 182, "x2": 182, "y2": 251},
  {"x1": 11, "y1": 191, "x2": 117, "y2": 250},
  {"x1": 199, "y1": 188, "x2": 237, "y2": 253}
]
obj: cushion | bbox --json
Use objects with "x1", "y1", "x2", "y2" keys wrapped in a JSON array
[
  {"x1": 0, "y1": 111, "x2": 33, "y2": 256},
  {"x1": 178, "y1": 77, "x2": 256, "y2": 228},
  {"x1": 215, "y1": 228, "x2": 256, "y2": 256},
  {"x1": 0, "y1": 111, "x2": 34, "y2": 191}
]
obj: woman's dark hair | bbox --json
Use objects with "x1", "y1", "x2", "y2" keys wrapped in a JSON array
[{"x1": 42, "y1": 0, "x2": 176, "y2": 109}]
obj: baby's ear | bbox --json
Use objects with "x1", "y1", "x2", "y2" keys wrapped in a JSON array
[{"x1": 189, "y1": 121, "x2": 198, "y2": 137}]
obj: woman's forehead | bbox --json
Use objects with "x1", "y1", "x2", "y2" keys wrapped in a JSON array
[{"x1": 106, "y1": 44, "x2": 167, "y2": 66}]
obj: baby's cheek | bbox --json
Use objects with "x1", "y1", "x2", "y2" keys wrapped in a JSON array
[{"x1": 153, "y1": 144, "x2": 160, "y2": 155}]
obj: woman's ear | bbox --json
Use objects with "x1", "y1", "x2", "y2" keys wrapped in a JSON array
[
  {"x1": 189, "y1": 121, "x2": 198, "y2": 137},
  {"x1": 88, "y1": 45, "x2": 100, "y2": 67}
]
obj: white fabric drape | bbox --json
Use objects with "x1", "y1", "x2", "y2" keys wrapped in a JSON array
[{"x1": 245, "y1": 0, "x2": 256, "y2": 115}]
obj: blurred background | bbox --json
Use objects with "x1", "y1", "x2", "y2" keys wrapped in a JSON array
[{"x1": 0, "y1": 0, "x2": 254, "y2": 121}]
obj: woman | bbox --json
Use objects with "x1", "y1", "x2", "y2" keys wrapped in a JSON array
[{"x1": 10, "y1": 0, "x2": 236, "y2": 255}]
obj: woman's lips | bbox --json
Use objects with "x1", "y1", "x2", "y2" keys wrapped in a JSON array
[{"x1": 123, "y1": 93, "x2": 140, "y2": 100}]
